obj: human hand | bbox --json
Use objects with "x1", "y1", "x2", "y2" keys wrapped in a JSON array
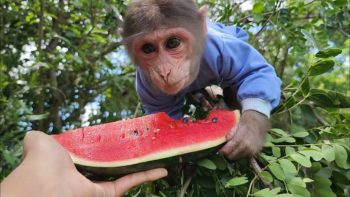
[
  {"x1": 219, "y1": 110, "x2": 270, "y2": 160},
  {"x1": 1, "y1": 131, "x2": 168, "y2": 197}
]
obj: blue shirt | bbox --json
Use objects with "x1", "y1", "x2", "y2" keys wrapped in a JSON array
[{"x1": 136, "y1": 21, "x2": 282, "y2": 119}]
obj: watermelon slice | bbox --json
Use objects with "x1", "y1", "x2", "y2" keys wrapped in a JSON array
[{"x1": 53, "y1": 109, "x2": 240, "y2": 176}]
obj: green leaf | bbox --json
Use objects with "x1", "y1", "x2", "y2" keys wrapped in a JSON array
[
  {"x1": 198, "y1": 177, "x2": 215, "y2": 189},
  {"x1": 314, "y1": 176, "x2": 337, "y2": 197},
  {"x1": 210, "y1": 155, "x2": 227, "y2": 170},
  {"x1": 332, "y1": 171, "x2": 350, "y2": 185},
  {"x1": 274, "y1": 194, "x2": 293, "y2": 197},
  {"x1": 289, "y1": 177, "x2": 306, "y2": 188},
  {"x1": 334, "y1": 0, "x2": 348, "y2": 6},
  {"x1": 279, "y1": 159, "x2": 297, "y2": 176},
  {"x1": 253, "y1": 187, "x2": 281, "y2": 197},
  {"x1": 260, "y1": 171, "x2": 274, "y2": 183},
  {"x1": 292, "y1": 132, "x2": 309, "y2": 138},
  {"x1": 287, "y1": 178, "x2": 310, "y2": 197},
  {"x1": 261, "y1": 154, "x2": 277, "y2": 162},
  {"x1": 272, "y1": 136, "x2": 296, "y2": 143},
  {"x1": 301, "y1": 29, "x2": 319, "y2": 49},
  {"x1": 300, "y1": 77, "x2": 310, "y2": 96},
  {"x1": 270, "y1": 128, "x2": 289, "y2": 137},
  {"x1": 268, "y1": 162, "x2": 286, "y2": 181},
  {"x1": 334, "y1": 144, "x2": 349, "y2": 169},
  {"x1": 272, "y1": 147, "x2": 281, "y2": 157},
  {"x1": 285, "y1": 147, "x2": 296, "y2": 155},
  {"x1": 321, "y1": 144, "x2": 335, "y2": 162},
  {"x1": 308, "y1": 89, "x2": 350, "y2": 108},
  {"x1": 308, "y1": 59, "x2": 335, "y2": 76},
  {"x1": 308, "y1": 89, "x2": 333, "y2": 107},
  {"x1": 289, "y1": 153, "x2": 312, "y2": 167},
  {"x1": 303, "y1": 178, "x2": 314, "y2": 183},
  {"x1": 299, "y1": 149, "x2": 324, "y2": 161},
  {"x1": 24, "y1": 113, "x2": 49, "y2": 121},
  {"x1": 252, "y1": 2, "x2": 264, "y2": 14},
  {"x1": 315, "y1": 48, "x2": 342, "y2": 58},
  {"x1": 197, "y1": 158, "x2": 216, "y2": 170},
  {"x1": 93, "y1": 34, "x2": 107, "y2": 44},
  {"x1": 225, "y1": 176, "x2": 248, "y2": 188},
  {"x1": 264, "y1": 133, "x2": 274, "y2": 147}
]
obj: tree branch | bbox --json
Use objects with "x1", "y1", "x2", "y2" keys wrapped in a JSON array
[
  {"x1": 249, "y1": 158, "x2": 273, "y2": 189},
  {"x1": 45, "y1": 0, "x2": 69, "y2": 52},
  {"x1": 89, "y1": 41, "x2": 122, "y2": 62},
  {"x1": 37, "y1": 0, "x2": 45, "y2": 51},
  {"x1": 252, "y1": 0, "x2": 281, "y2": 42},
  {"x1": 278, "y1": 46, "x2": 289, "y2": 80}
]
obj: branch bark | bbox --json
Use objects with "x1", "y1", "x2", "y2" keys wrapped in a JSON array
[
  {"x1": 249, "y1": 158, "x2": 273, "y2": 189},
  {"x1": 89, "y1": 41, "x2": 122, "y2": 62},
  {"x1": 37, "y1": 0, "x2": 45, "y2": 51},
  {"x1": 278, "y1": 46, "x2": 289, "y2": 80},
  {"x1": 252, "y1": 0, "x2": 281, "y2": 43},
  {"x1": 45, "y1": 0, "x2": 69, "y2": 52}
]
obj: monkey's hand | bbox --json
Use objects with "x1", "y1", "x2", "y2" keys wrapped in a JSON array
[{"x1": 219, "y1": 110, "x2": 270, "y2": 160}]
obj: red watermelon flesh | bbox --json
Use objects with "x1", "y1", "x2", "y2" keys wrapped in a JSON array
[{"x1": 53, "y1": 109, "x2": 239, "y2": 168}]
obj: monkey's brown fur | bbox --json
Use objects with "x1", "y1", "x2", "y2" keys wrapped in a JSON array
[{"x1": 122, "y1": 0, "x2": 206, "y2": 62}]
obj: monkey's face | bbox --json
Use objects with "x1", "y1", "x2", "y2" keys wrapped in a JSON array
[{"x1": 132, "y1": 27, "x2": 200, "y2": 95}]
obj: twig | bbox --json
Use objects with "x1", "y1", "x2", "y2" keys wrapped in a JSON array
[
  {"x1": 312, "y1": 107, "x2": 329, "y2": 126},
  {"x1": 89, "y1": 41, "x2": 122, "y2": 62},
  {"x1": 179, "y1": 173, "x2": 194, "y2": 197},
  {"x1": 252, "y1": 0, "x2": 281, "y2": 42},
  {"x1": 38, "y1": 0, "x2": 45, "y2": 50},
  {"x1": 278, "y1": 46, "x2": 290, "y2": 80},
  {"x1": 45, "y1": 0, "x2": 69, "y2": 52},
  {"x1": 133, "y1": 102, "x2": 142, "y2": 118},
  {"x1": 249, "y1": 158, "x2": 273, "y2": 189}
]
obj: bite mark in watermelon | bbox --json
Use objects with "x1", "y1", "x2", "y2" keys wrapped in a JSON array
[{"x1": 53, "y1": 109, "x2": 240, "y2": 176}]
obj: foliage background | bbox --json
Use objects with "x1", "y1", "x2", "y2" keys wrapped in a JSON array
[{"x1": 1, "y1": 0, "x2": 349, "y2": 196}]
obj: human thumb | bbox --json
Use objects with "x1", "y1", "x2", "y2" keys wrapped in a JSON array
[{"x1": 97, "y1": 168, "x2": 168, "y2": 197}]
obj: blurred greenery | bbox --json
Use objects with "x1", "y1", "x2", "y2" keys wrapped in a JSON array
[{"x1": 1, "y1": 0, "x2": 349, "y2": 196}]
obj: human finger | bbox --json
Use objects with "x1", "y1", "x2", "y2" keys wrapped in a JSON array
[{"x1": 97, "y1": 168, "x2": 168, "y2": 197}]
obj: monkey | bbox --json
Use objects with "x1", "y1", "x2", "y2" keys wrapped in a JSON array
[{"x1": 121, "y1": 0, "x2": 282, "y2": 160}]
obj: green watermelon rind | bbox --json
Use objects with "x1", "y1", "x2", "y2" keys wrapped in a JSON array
[
  {"x1": 60, "y1": 110, "x2": 240, "y2": 177},
  {"x1": 76, "y1": 146, "x2": 221, "y2": 178}
]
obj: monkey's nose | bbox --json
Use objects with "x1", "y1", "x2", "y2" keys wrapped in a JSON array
[{"x1": 159, "y1": 70, "x2": 171, "y2": 82}]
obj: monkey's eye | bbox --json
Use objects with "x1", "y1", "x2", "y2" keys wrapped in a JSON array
[
  {"x1": 165, "y1": 37, "x2": 181, "y2": 49},
  {"x1": 141, "y1": 43, "x2": 156, "y2": 54}
]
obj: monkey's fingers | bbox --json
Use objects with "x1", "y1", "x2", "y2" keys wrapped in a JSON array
[{"x1": 226, "y1": 125, "x2": 238, "y2": 141}]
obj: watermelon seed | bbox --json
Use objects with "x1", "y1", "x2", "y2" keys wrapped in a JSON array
[
  {"x1": 132, "y1": 130, "x2": 139, "y2": 136},
  {"x1": 212, "y1": 117, "x2": 218, "y2": 123},
  {"x1": 120, "y1": 133, "x2": 125, "y2": 139}
]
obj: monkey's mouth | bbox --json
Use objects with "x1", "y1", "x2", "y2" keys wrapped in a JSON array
[{"x1": 160, "y1": 75, "x2": 191, "y2": 95}]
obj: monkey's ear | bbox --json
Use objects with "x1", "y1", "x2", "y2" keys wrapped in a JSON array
[{"x1": 198, "y1": 5, "x2": 208, "y2": 34}]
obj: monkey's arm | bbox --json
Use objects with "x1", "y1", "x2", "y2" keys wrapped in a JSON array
[
  {"x1": 204, "y1": 22, "x2": 282, "y2": 118},
  {"x1": 219, "y1": 110, "x2": 270, "y2": 160},
  {"x1": 205, "y1": 22, "x2": 281, "y2": 159}
]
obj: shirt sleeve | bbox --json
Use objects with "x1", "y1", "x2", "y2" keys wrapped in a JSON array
[{"x1": 206, "y1": 27, "x2": 282, "y2": 117}]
